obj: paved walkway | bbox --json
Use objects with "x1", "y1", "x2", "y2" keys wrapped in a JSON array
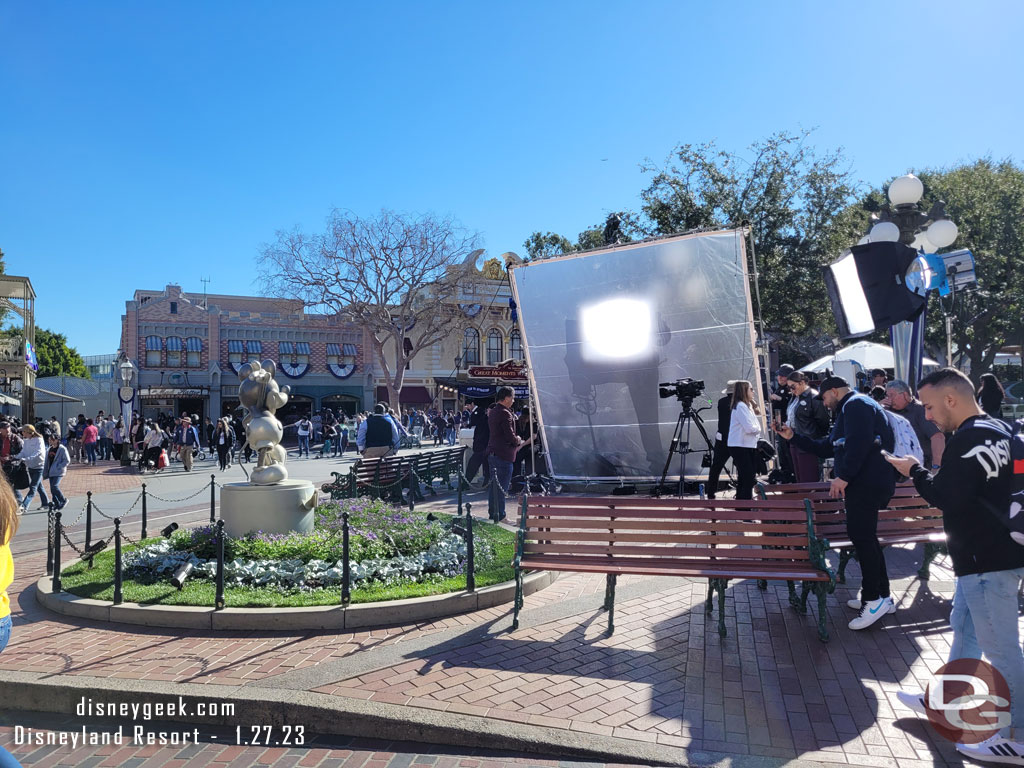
[{"x1": 0, "y1": 484, "x2": 991, "y2": 767}]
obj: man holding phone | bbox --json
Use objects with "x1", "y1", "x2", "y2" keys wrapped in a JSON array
[{"x1": 774, "y1": 375, "x2": 897, "y2": 630}]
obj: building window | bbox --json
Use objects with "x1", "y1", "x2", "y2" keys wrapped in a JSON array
[
  {"x1": 245, "y1": 340, "x2": 262, "y2": 362},
  {"x1": 486, "y1": 329, "x2": 504, "y2": 365},
  {"x1": 228, "y1": 340, "x2": 244, "y2": 369},
  {"x1": 166, "y1": 337, "x2": 183, "y2": 368},
  {"x1": 170, "y1": 302, "x2": 178, "y2": 314},
  {"x1": 186, "y1": 337, "x2": 202, "y2": 367},
  {"x1": 145, "y1": 336, "x2": 162, "y2": 367},
  {"x1": 509, "y1": 329, "x2": 523, "y2": 361},
  {"x1": 462, "y1": 328, "x2": 480, "y2": 366}
]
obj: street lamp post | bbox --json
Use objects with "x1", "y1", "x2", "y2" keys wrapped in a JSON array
[
  {"x1": 861, "y1": 174, "x2": 959, "y2": 387},
  {"x1": 118, "y1": 360, "x2": 136, "y2": 466}
]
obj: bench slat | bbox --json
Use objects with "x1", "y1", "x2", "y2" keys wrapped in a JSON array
[
  {"x1": 524, "y1": 530, "x2": 811, "y2": 546},
  {"x1": 529, "y1": 508, "x2": 809, "y2": 522},
  {"x1": 519, "y1": 556, "x2": 828, "y2": 581},
  {"x1": 529, "y1": 497, "x2": 808, "y2": 510},
  {"x1": 524, "y1": 543, "x2": 811, "y2": 559}
]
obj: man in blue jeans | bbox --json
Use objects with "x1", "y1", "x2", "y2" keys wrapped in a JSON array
[
  {"x1": 887, "y1": 368, "x2": 1024, "y2": 764},
  {"x1": 486, "y1": 387, "x2": 525, "y2": 522}
]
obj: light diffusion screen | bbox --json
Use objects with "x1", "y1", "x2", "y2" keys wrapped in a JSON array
[{"x1": 511, "y1": 229, "x2": 762, "y2": 481}]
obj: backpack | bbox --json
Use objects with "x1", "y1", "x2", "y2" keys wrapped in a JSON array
[{"x1": 883, "y1": 409, "x2": 924, "y2": 464}]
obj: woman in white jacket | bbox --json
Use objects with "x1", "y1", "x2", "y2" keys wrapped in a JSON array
[
  {"x1": 726, "y1": 380, "x2": 762, "y2": 500},
  {"x1": 13, "y1": 424, "x2": 49, "y2": 513}
]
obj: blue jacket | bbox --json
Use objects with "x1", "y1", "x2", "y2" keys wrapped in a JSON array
[
  {"x1": 43, "y1": 444, "x2": 71, "y2": 479},
  {"x1": 792, "y1": 391, "x2": 897, "y2": 488}
]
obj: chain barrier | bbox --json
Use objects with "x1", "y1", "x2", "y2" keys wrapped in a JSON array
[
  {"x1": 60, "y1": 527, "x2": 116, "y2": 556},
  {"x1": 143, "y1": 480, "x2": 214, "y2": 504},
  {"x1": 122, "y1": 491, "x2": 144, "y2": 515}
]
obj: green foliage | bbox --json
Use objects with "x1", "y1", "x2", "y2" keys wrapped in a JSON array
[
  {"x1": 0, "y1": 327, "x2": 90, "y2": 379},
  {"x1": 522, "y1": 231, "x2": 574, "y2": 260},
  {"x1": 59, "y1": 518, "x2": 516, "y2": 607}
]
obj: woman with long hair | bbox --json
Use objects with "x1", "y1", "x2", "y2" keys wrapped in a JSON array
[
  {"x1": 214, "y1": 418, "x2": 234, "y2": 471},
  {"x1": 13, "y1": 424, "x2": 48, "y2": 513},
  {"x1": 1, "y1": 474, "x2": 20, "y2": 654},
  {"x1": 727, "y1": 380, "x2": 763, "y2": 500},
  {"x1": 43, "y1": 433, "x2": 70, "y2": 511},
  {"x1": 977, "y1": 372, "x2": 1005, "y2": 419}
]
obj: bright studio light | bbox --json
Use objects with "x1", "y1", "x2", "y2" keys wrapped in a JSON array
[
  {"x1": 579, "y1": 297, "x2": 654, "y2": 362},
  {"x1": 827, "y1": 251, "x2": 874, "y2": 337}
]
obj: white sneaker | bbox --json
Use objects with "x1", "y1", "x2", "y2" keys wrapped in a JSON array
[
  {"x1": 956, "y1": 735, "x2": 1024, "y2": 764},
  {"x1": 848, "y1": 597, "x2": 892, "y2": 630},
  {"x1": 895, "y1": 690, "x2": 927, "y2": 715},
  {"x1": 847, "y1": 597, "x2": 897, "y2": 613}
]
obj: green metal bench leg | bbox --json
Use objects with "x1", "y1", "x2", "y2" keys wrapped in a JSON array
[
  {"x1": 838, "y1": 548, "x2": 854, "y2": 583},
  {"x1": 716, "y1": 579, "x2": 727, "y2": 638},
  {"x1": 602, "y1": 573, "x2": 616, "y2": 611},
  {"x1": 918, "y1": 542, "x2": 944, "y2": 580},
  {"x1": 605, "y1": 574, "x2": 616, "y2": 636},
  {"x1": 756, "y1": 579, "x2": 768, "y2": 590},
  {"x1": 797, "y1": 582, "x2": 810, "y2": 614},
  {"x1": 814, "y1": 582, "x2": 830, "y2": 643},
  {"x1": 787, "y1": 581, "x2": 802, "y2": 611},
  {"x1": 511, "y1": 567, "x2": 523, "y2": 631}
]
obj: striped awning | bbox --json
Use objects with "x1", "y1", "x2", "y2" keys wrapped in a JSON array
[
  {"x1": 326, "y1": 343, "x2": 341, "y2": 356},
  {"x1": 186, "y1": 337, "x2": 203, "y2": 352},
  {"x1": 295, "y1": 342, "x2": 310, "y2": 355},
  {"x1": 165, "y1": 337, "x2": 182, "y2": 351},
  {"x1": 228, "y1": 340, "x2": 244, "y2": 353},
  {"x1": 145, "y1": 336, "x2": 162, "y2": 351},
  {"x1": 246, "y1": 340, "x2": 262, "y2": 354},
  {"x1": 343, "y1": 343, "x2": 358, "y2": 356},
  {"x1": 279, "y1": 341, "x2": 294, "y2": 355}
]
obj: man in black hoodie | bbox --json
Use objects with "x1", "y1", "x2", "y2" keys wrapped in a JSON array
[
  {"x1": 886, "y1": 368, "x2": 1024, "y2": 763},
  {"x1": 775, "y1": 375, "x2": 897, "y2": 630}
]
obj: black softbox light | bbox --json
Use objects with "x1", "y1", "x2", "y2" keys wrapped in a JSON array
[{"x1": 823, "y1": 241, "x2": 927, "y2": 340}]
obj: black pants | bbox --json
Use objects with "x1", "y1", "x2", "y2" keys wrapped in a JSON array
[
  {"x1": 466, "y1": 450, "x2": 490, "y2": 485},
  {"x1": 845, "y1": 483, "x2": 893, "y2": 602},
  {"x1": 217, "y1": 444, "x2": 230, "y2": 470},
  {"x1": 707, "y1": 439, "x2": 730, "y2": 498},
  {"x1": 730, "y1": 446, "x2": 757, "y2": 500}
]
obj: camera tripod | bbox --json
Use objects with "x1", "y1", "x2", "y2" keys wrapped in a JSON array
[{"x1": 654, "y1": 399, "x2": 716, "y2": 497}]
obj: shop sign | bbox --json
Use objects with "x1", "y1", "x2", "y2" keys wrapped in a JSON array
[{"x1": 467, "y1": 361, "x2": 527, "y2": 380}]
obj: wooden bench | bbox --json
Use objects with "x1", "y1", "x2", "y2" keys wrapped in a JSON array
[
  {"x1": 757, "y1": 482, "x2": 947, "y2": 580},
  {"x1": 411, "y1": 446, "x2": 466, "y2": 497},
  {"x1": 321, "y1": 453, "x2": 416, "y2": 503},
  {"x1": 321, "y1": 447, "x2": 468, "y2": 504},
  {"x1": 512, "y1": 495, "x2": 837, "y2": 642}
]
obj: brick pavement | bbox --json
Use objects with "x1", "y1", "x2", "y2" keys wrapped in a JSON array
[
  {"x1": 0, "y1": 495, "x2": 1003, "y2": 766},
  {"x1": 58, "y1": 462, "x2": 143, "y2": 499}
]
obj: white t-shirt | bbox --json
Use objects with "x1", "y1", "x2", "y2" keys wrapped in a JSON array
[{"x1": 727, "y1": 401, "x2": 762, "y2": 449}]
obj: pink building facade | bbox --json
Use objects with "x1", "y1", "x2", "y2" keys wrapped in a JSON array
[{"x1": 120, "y1": 284, "x2": 372, "y2": 423}]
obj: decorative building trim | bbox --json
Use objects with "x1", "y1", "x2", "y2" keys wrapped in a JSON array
[{"x1": 328, "y1": 362, "x2": 357, "y2": 379}]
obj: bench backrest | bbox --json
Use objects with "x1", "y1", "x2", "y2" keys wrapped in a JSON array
[
  {"x1": 354, "y1": 454, "x2": 413, "y2": 484},
  {"x1": 520, "y1": 496, "x2": 819, "y2": 566}
]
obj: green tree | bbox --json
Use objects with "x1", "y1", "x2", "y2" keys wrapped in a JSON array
[
  {"x1": 1, "y1": 327, "x2": 90, "y2": 378},
  {"x1": 910, "y1": 160, "x2": 1024, "y2": 382},
  {"x1": 639, "y1": 130, "x2": 861, "y2": 343},
  {"x1": 522, "y1": 231, "x2": 574, "y2": 260}
]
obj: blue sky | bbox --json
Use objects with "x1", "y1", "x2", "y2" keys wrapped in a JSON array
[{"x1": 1, "y1": 1, "x2": 1021, "y2": 356}]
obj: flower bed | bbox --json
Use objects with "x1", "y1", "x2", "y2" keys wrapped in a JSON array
[{"x1": 59, "y1": 499, "x2": 516, "y2": 607}]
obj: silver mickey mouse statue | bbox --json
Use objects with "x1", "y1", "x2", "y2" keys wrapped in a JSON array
[{"x1": 237, "y1": 359, "x2": 290, "y2": 485}]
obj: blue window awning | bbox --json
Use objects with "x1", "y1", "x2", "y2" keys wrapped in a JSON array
[
  {"x1": 186, "y1": 337, "x2": 203, "y2": 352},
  {"x1": 295, "y1": 342, "x2": 310, "y2": 355},
  {"x1": 228, "y1": 340, "x2": 244, "y2": 354},
  {"x1": 246, "y1": 340, "x2": 262, "y2": 354},
  {"x1": 342, "y1": 343, "x2": 358, "y2": 356},
  {"x1": 326, "y1": 343, "x2": 341, "y2": 356},
  {"x1": 145, "y1": 336, "x2": 162, "y2": 351},
  {"x1": 165, "y1": 337, "x2": 182, "y2": 351},
  {"x1": 279, "y1": 341, "x2": 294, "y2": 355}
]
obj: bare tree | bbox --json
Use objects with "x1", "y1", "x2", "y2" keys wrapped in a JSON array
[{"x1": 258, "y1": 209, "x2": 483, "y2": 407}]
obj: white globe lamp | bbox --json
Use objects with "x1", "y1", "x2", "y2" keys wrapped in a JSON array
[
  {"x1": 869, "y1": 221, "x2": 901, "y2": 243},
  {"x1": 926, "y1": 218, "x2": 958, "y2": 249},
  {"x1": 888, "y1": 174, "x2": 924, "y2": 207}
]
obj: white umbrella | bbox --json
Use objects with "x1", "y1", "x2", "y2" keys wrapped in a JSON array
[{"x1": 799, "y1": 342, "x2": 938, "y2": 373}]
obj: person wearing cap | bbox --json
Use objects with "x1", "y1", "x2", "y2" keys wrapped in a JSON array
[
  {"x1": 706, "y1": 381, "x2": 736, "y2": 499},
  {"x1": 769, "y1": 364, "x2": 796, "y2": 482},
  {"x1": 783, "y1": 371, "x2": 831, "y2": 482},
  {"x1": 774, "y1": 375, "x2": 898, "y2": 630},
  {"x1": 178, "y1": 417, "x2": 200, "y2": 472}
]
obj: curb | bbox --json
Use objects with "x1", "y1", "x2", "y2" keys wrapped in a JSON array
[
  {"x1": 0, "y1": 670, "x2": 831, "y2": 768},
  {"x1": 35, "y1": 571, "x2": 554, "y2": 631}
]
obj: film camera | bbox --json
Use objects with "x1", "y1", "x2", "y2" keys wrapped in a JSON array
[{"x1": 658, "y1": 378, "x2": 706, "y2": 402}]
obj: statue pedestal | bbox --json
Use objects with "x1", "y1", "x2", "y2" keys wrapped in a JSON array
[{"x1": 220, "y1": 480, "x2": 318, "y2": 538}]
